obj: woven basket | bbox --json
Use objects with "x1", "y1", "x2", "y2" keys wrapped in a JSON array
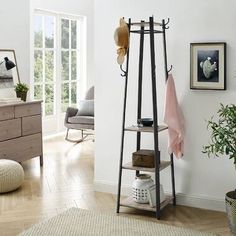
[{"x1": 225, "y1": 191, "x2": 236, "y2": 234}]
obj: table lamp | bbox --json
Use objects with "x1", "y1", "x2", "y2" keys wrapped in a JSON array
[{"x1": 0, "y1": 57, "x2": 16, "y2": 70}]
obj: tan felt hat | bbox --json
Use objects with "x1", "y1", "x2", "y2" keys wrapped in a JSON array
[{"x1": 114, "y1": 18, "x2": 129, "y2": 65}]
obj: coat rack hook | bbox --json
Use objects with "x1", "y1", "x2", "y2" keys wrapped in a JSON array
[
  {"x1": 168, "y1": 65, "x2": 173, "y2": 73},
  {"x1": 120, "y1": 64, "x2": 127, "y2": 77},
  {"x1": 164, "y1": 18, "x2": 170, "y2": 29}
]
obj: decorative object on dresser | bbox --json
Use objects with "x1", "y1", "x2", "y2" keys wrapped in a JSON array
[
  {"x1": 14, "y1": 83, "x2": 29, "y2": 101},
  {"x1": 0, "y1": 159, "x2": 24, "y2": 193},
  {"x1": 132, "y1": 149, "x2": 155, "y2": 168},
  {"x1": 0, "y1": 97, "x2": 22, "y2": 105},
  {"x1": 0, "y1": 101, "x2": 43, "y2": 166}
]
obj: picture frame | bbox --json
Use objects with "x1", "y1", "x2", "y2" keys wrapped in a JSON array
[
  {"x1": 0, "y1": 49, "x2": 20, "y2": 90},
  {"x1": 190, "y1": 42, "x2": 226, "y2": 90}
]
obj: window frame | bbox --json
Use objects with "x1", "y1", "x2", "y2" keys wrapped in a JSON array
[
  {"x1": 33, "y1": 14, "x2": 56, "y2": 117},
  {"x1": 60, "y1": 17, "x2": 80, "y2": 113},
  {"x1": 32, "y1": 9, "x2": 86, "y2": 122}
]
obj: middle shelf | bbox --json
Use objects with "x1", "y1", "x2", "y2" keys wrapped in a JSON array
[
  {"x1": 122, "y1": 161, "x2": 171, "y2": 172},
  {"x1": 125, "y1": 125, "x2": 168, "y2": 133}
]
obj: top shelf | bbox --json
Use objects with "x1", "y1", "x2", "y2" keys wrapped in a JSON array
[
  {"x1": 125, "y1": 125, "x2": 168, "y2": 133},
  {"x1": 130, "y1": 30, "x2": 163, "y2": 34},
  {"x1": 130, "y1": 21, "x2": 163, "y2": 27}
]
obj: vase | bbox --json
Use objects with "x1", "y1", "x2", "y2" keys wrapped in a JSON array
[
  {"x1": 226, "y1": 190, "x2": 236, "y2": 234},
  {"x1": 132, "y1": 174, "x2": 154, "y2": 203},
  {"x1": 20, "y1": 92, "x2": 27, "y2": 102}
]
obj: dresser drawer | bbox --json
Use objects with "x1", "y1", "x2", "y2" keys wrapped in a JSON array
[
  {"x1": 22, "y1": 115, "x2": 42, "y2": 136},
  {"x1": 15, "y1": 103, "x2": 41, "y2": 118},
  {"x1": 0, "y1": 118, "x2": 21, "y2": 141},
  {"x1": 0, "y1": 133, "x2": 42, "y2": 162},
  {"x1": 0, "y1": 106, "x2": 14, "y2": 121}
]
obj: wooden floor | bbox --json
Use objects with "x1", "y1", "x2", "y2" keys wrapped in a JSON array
[{"x1": 0, "y1": 133, "x2": 232, "y2": 236}]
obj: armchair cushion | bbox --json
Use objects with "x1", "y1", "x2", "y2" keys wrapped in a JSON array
[
  {"x1": 68, "y1": 116, "x2": 94, "y2": 125},
  {"x1": 65, "y1": 107, "x2": 78, "y2": 124},
  {"x1": 76, "y1": 100, "x2": 94, "y2": 116}
]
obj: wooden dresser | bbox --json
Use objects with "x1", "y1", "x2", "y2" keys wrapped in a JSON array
[{"x1": 0, "y1": 101, "x2": 43, "y2": 166}]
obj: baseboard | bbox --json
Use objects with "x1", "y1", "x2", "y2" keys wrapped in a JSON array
[
  {"x1": 174, "y1": 192, "x2": 225, "y2": 212},
  {"x1": 94, "y1": 180, "x2": 132, "y2": 196},
  {"x1": 94, "y1": 180, "x2": 225, "y2": 212}
]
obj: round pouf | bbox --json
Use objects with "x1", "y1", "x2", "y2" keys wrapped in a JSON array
[{"x1": 0, "y1": 159, "x2": 24, "y2": 193}]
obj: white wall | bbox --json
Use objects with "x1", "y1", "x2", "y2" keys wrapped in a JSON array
[
  {"x1": 94, "y1": 0, "x2": 236, "y2": 211},
  {"x1": 0, "y1": 0, "x2": 30, "y2": 97}
]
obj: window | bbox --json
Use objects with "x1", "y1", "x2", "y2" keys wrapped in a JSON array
[
  {"x1": 61, "y1": 18, "x2": 78, "y2": 112},
  {"x1": 34, "y1": 14, "x2": 55, "y2": 116},
  {"x1": 33, "y1": 11, "x2": 85, "y2": 125}
]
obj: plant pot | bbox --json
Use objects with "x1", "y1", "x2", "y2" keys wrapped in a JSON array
[
  {"x1": 225, "y1": 190, "x2": 236, "y2": 234},
  {"x1": 20, "y1": 92, "x2": 27, "y2": 102},
  {"x1": 16, "y1": 91, "x2": 21, "y2": 98}
]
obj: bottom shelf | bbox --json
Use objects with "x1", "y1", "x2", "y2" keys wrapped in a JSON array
[{"x1": 120, "y1": 195, "x2": 173, "y2": 212}]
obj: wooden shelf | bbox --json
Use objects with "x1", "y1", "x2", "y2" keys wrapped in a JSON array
[
  {"x1": 120, "y1": 195, "x2": 173, "y2": 212},
  {"x1": 125, "y1": 125, "x2": 168, "y2": 133},
  {"x1": 122, "y1": 161, "x2": 171, "y2": 172},
  {"x1": 130, "y1": 21, "x2": 163, "y2": 27}
]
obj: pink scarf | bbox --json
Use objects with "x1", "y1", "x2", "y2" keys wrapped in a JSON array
[{"x1": 164, "y1": 74, "x2": 185, "y2": 158}]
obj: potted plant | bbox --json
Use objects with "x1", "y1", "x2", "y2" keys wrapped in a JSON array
[
  {"x1": 14, "y1": 83, "x2": 29, "y2": 101},
  {"x1": 203, "y1": 103, "x2": 236, "y2": 234}
]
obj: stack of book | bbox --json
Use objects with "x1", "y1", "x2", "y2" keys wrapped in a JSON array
[{"x1": 0, "y1": 97, "x2": 23, "y2": 105}]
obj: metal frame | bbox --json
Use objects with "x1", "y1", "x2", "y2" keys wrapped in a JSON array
[
  {"x1": 65, "y1": 128, "x2": 94, "y2": 143},
  {"x1": 116, "y1": 16, "x2": 176, "y2": 219},
  {"x1": 116, "y1": 18, "x2": 131, "y2": 214}
]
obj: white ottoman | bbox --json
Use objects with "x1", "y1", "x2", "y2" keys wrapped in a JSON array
[{"x1": 0, "y1": 159, "x2": 24, "y2": 193}]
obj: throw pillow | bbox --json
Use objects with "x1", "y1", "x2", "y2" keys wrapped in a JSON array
[{"x1": 76, "y1": 100, "x2": 94, "y2": 116}]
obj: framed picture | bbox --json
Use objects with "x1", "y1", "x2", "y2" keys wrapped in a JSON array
[
  {"x1": 0, "y1": 49, "x2": 20, "y2": 90},
  {"x1": 190, "y1": 42, "x2": 226, "y2": 90}
]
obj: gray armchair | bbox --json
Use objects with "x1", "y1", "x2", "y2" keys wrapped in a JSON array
[{"x1": 64, "y1": 86, "x2": 94, "y2": 142}]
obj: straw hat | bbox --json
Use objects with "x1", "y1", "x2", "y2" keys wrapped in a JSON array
[{"x1": 114, "y1": 18, "x2": 129, "y2": 65}]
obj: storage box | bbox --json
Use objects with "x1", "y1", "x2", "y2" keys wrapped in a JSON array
[{"x1": 132, "y1": 149, "x2": 155, "y2": 168}]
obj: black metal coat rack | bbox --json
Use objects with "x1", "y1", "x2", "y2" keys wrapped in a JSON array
[{"x1": 116, "y1": 16, "x2": 176, "y2": 219}]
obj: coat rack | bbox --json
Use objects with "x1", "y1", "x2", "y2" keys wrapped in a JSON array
[{"x1": 116, "y1": 16, "x2": 176, "y2": 220}]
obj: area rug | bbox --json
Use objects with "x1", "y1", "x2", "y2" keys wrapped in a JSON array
[{"x1": 19, "y1": 208, "x2": 217, "y2": 236}]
